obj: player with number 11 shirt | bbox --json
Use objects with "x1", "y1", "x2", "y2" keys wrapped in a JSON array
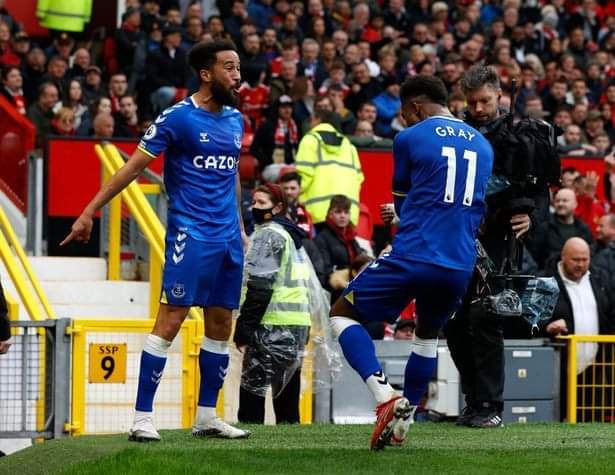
[{"x1": 328, "y1": 75, "x2": 493, "y2": 450}]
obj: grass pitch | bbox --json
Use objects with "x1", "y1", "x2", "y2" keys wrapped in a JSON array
[{"x1": 3, "y1": 423, "x2": 615, "y2": 475}]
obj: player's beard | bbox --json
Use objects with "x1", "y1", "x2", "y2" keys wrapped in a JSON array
[{"x1": 211, "y1": 77, "x2": 239, "y2": 107}]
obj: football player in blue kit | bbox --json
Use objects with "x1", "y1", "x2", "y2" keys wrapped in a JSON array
[
  {"x1": 62, "y1": 40, "x2": 250, "y2": 441},
  {"x1": 329, "y1": 75, "x2": 494, "y2": 450}
]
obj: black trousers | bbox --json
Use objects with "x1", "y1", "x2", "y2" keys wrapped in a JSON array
[
  {"x1": 0, "y1": 280, "x2": 9, "y2": 342},
  {"x1": 237, "y1": 367, "x2": 302, "y2": 424},
  {"x1": 444, "y1": 273, "x2": 505, "y2": 411}
]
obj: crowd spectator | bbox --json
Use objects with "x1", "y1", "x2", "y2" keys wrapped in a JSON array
[
  {"x1": 279, "y1": 171, "x2": 314, "y2": 238},
  {"x1": 593, "y1": 214, "x2": 615, "y2": 255},
  {"x1": 51, "y1": 106, "x2": 76, "y2": 136},
  {"x1": 114, "y1": 95, "x2": 141, "y2": 138},
  {"x1": 372, "y1": 76, "x2": 400, "y2": 138},
  {"x1": 55, "y1": 78, "x2": 88, "y2": 130},
  {"x1": 115, "y1": 6, "x2": 146, "y2": 80},
  {"x1": 314, "y1": 195, "x2": 365, "y2": 302},
  {"x1": 1, "y1": 65, "x2": 25, "y2": 115},
  {"x1": 82, "y1": 65, "x2": 105, "y2": 103},
  {"x1": 108, "y1": 73, "x2": 129, "y2": 114},
  {"x1": 77, "y1": 96, "x2": 112, "y2": 136},
  {"x1": 69, "y1": 48, "x2": 92, "y2": 80},
  {"x1": 528, "y1": 188, "x2": 594, "y2": 269},
  {"x1": 27, "y1": 82, "x2": 58, "y2": 147},
  {"x1": 573, "y1": 171, "x2": 607, "y2": 237},
  {"x1": 147, "y1": 24, "x2": 190, "y2": 114},
  {"x1": 92, "y1": 112, "x2": 114, "y2": 138},
  {"x1": 295, "y1": 109, "x2": 363, "y2": 226},
  {"x1": 250, "y1": 95, "x2": 298, "y2": 170}
]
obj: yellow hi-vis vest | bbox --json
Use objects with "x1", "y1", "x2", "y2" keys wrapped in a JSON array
[
  {"x1": 259, "y1": 223, "x2": 311, "y2": 327},
  {"x1": 37, "y1": 0, "x2": 92, "y2": 32},
  {"x1": 295, "y1": 123, "x2": 363, "y2": 225}
]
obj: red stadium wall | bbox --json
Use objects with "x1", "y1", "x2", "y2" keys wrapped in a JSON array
[
  {"x1": 46, "y1": 137, "x2": 163, "y2": 256},
  {"x1": 0, "y1": 95, "x2": 36, "y2": 213}
]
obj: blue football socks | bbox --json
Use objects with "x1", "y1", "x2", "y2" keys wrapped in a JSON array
[
  {"x1": 198, "y1": 337, "x2": 230, "y2": 408},
  {"x1": 403, "y1": 337, "x2": 438, "y2": 405},
  {"x1": 135, "y1": 334, "x2": 171, "y2": 412}
]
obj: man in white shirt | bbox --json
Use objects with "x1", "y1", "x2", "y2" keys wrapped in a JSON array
[
  {"x1": 547, "y1": 238, "x2": 598, "y2": 373},
  {"x1": 543, "y1": 237, "x2": 615, "y2": 421}
]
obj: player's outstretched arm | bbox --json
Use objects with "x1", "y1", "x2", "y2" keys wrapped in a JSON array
[{"x1": 61, "y1": 148, "x2": 155, "y2": 246}]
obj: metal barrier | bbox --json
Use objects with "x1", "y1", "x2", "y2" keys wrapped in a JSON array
[
  {"x1": 561, "y1": 335, "x2": 615, "y2": 423},
  {"x1": 67, "y1": 319, "x2": 204, "y2": 435},
  {"x1": 0, "y1": 319, "x2": 71, "y2": 439}
]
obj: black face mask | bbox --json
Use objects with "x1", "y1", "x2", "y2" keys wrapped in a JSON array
[{"x1": 252, "y1": 207, "x2": 274, "y2": 225}]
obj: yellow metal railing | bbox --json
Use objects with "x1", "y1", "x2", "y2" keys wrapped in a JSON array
[
  {"x1": 0, "y1": 206, "x2": 54, "y2": 321},
  {"x1": 69, "y1": 319, "x2": 203, "y2": 435},
  {"x1": 95, "y1": 143, "x2": 200, "y2": 321},
  {"x1": 560, "y1": 335, "x2": 615, "y2": 423}
]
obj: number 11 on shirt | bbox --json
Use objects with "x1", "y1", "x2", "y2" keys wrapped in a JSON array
[{"x1": 442, "y1": 146, "x2": 477, "y2": 207}]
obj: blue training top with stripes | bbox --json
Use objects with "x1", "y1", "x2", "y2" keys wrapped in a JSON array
[
  {"x1": 391, "y1": 115, "x2": 494, "y2": 271},
  {"x1": 138, "y1": 96, "x2": 243, "y2": 241}
]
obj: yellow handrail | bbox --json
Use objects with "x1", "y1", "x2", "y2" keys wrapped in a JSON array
[
  {"x1": 558, "y1": 334, "x2": 615, "y2": 423},
  {"x1": 4, "y1": 289, "x2": 19, "y2": 321},
  {"x1": 95, "y1": 144, "x2": 201, "y2": 321},
  {"x1": 0, "y1": 207, "x2": 55, "y2": 320}
]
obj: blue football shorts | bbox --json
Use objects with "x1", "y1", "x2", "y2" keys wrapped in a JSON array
[
  {"x1": 342, "y1": 254, "x2": 472, "y2": 329},
  {"x1": 161, "y1": 227, "x2": 243, "y2": 309}
]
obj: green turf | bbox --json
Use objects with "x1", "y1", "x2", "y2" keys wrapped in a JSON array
[{"x1": 3, "y1": 423, "x2": 615, "y2": 475}]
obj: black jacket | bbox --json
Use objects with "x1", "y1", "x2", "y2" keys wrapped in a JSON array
[
  {"x1": 539, "y1": 262, "x2": 615, "y2": 336},
  {"x1": 249, "y1": 118, "x2": 296, "y2": 170},
  {"x1": 146, "y1": 46, "x2": 191, "y2": 90},
  {"x1": 314, "y1": 223, "x2": 363, "y2": 302},
  {"x1": 592, "y1": 244, "x2": 615, "y2": 286},
  {"x1": 0, "y1": 281, "x2": 9, "y2": 342},
  {"x1": 527, "y1": 215, "x2": 593, "y2": 270},
  {"x1": 115, "y1": 27, "x2": 146, "y2": 75}
]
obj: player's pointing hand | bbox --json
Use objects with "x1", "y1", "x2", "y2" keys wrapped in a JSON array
[{"x1": 61, "y1": 212, "x2": 94, "y2": 246}]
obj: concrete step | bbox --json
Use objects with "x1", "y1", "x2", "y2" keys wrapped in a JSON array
[
  {"x1": 40, "y1": 281, "x2": 150, "y2": 305},
  {"x1": 27, "y1": 257, "x2": 107, "y2": 281},
  {"x1": 54, "y1": 304, "x2": 150, "y2": 319}
]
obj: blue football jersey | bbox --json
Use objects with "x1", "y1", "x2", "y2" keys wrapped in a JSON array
[
  {"x1": 391, "y1": 115, "x2": 494, "y2": 271},
  {"x1": 138, "y1": 97, "x2": 243, "y2": 241}
]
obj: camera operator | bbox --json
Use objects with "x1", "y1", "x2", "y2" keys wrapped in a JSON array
[{"x1": 445, "y1": 64, "x2": 560, "y2": 428}]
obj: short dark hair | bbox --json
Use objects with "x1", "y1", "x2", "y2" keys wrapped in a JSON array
[
  {"x1": 279, "y1": 171, "x2": 301, "y2": 185},
  {"x1": 328, "y1": 194, "x2": 352, "y2": 213},
  {"x1": 314, "y1": 109, "x2": 342, "y2": 132},
  {"x1": 460, "y1": 64, "x2": 500, "y2": 93},
  {"x1": 358, "y1": 101, "x2": 376, "y2": 111},
  {"x1": 38, "y1": 81, "x2": 58, "y2": 96},
  {"x1": 400, "y1": 75, "x2": 448, "y2": 106},
  {"x1": 188, "y1": 39, "x2": 237, "y2": 73},
  {"x1": 119, "y1": 94, "x2": 136, "y2": 104},
  {"x1": 1, "y1": 65, "x2": 20, "y2": 81}
]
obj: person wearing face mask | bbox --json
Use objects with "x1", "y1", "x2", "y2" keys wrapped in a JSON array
[{"x1": 234, "y1": 184, "x2": 312, "y2": 424}]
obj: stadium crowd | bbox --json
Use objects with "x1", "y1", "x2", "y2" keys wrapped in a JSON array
[{"x1": 1, "y1": 0, "x2": 615, "y2": 338}]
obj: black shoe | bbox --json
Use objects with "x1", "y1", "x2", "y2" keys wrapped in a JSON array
[
  {"x1": 456, "y1": 406, "x2": 477, "y2": 426},
  {"x1": 469, "y1": 409, "x2": 504, "y2": 428}
]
